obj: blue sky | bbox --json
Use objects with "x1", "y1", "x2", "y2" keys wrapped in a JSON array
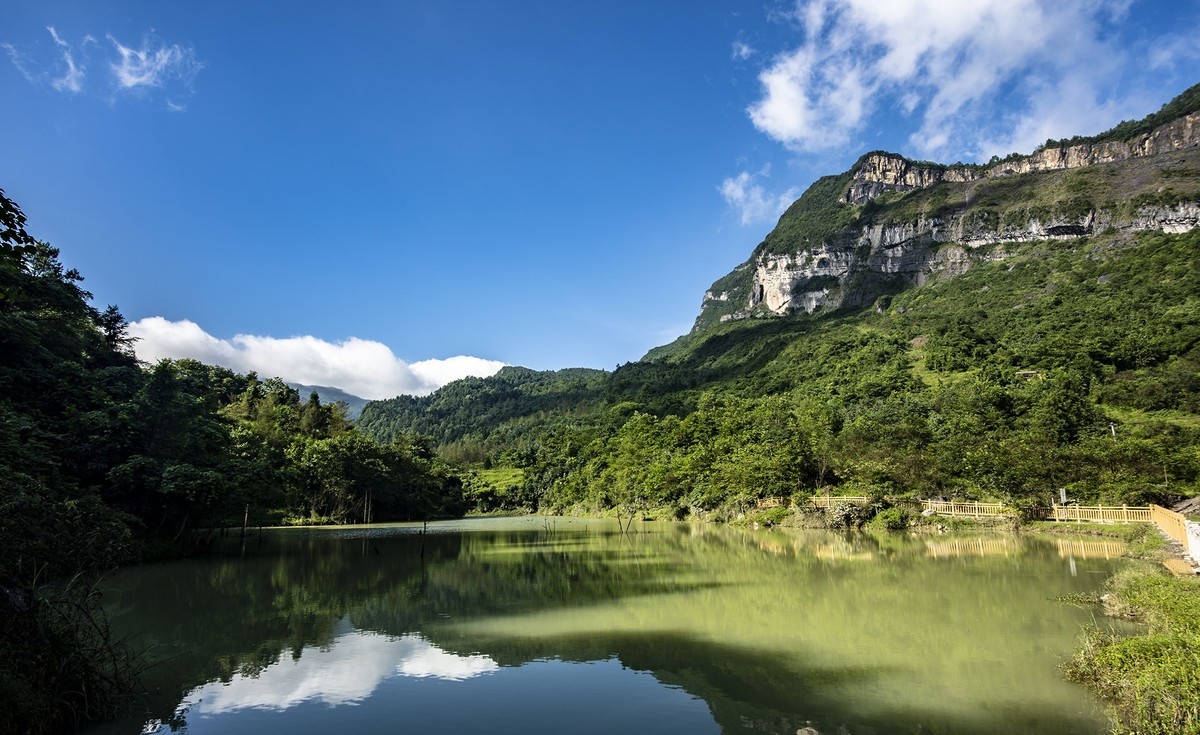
[{"x1": 3, "y1": 1, "x2": 1198, "y2": 398}]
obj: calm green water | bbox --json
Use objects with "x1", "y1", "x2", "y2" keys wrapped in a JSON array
[{"x1": 90, "y1": 518, "x2": 1129, "y2": 735}]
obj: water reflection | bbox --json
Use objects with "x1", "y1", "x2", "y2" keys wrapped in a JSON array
[
  {"x1": 92, "y1": 520, "x2": 1126, "y2": 735},
  {"x1": 184, "y1": 628, "x2": 497, "y2": 717}
]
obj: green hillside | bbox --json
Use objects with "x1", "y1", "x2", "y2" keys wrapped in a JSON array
[
  {"x1": 357, "y1": 366, "x2": 609, "y2": 464},
  {"x1": 358, "y1": 85, "x2": 1200, "y2": 518},
  {"x1": 362, "y1": 226, "x2": 1200, "y2": 517}
]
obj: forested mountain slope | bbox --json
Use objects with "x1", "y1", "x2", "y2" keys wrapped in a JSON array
[
  {"x1": 357, "y1": 366, "x2": 609, "y2": 462},
  {"x1": 360, "y1": 83, "x2": 1200, "y2": 517}
]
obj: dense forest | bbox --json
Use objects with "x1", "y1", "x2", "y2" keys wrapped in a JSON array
[{"x1": 0, "y1": 189, "x2": 464, "y2": 734}]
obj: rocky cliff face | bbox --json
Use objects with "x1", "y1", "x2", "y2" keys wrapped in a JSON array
[
  {"x1": 843, "y1": 112, "x2": 1200, "y2": 207},
  {"x1": 988, "y1": 111, "x2": 1200, "y2": 177},
  {"x1": 843, "y1": 153, "x2": 977, "y2": 205},
  {"x1": 695, "y1": 106, "x2": 1200, "y2": 332},
  {"x1": 723, "y1": 201, "x2": 1199, "y2": 323}
]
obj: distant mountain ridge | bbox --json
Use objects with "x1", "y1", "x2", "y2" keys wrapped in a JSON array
[{"x1": 288, "y1": 383, "x2": 369, "y2": 419}]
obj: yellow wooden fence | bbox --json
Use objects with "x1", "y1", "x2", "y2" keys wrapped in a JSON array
[
  {"x1": 1050, "y1": 504, "x2": 1151, "y2": 523},
  {"x1": 1150, "y1": 504, "x2": 1189, "y2": 546},
  {"x1": 921, "y1": 500, "x2": 1008, "y2": 518},
  {"x1": 807, "y1": 496, "x2": 870, "y2": 508}
]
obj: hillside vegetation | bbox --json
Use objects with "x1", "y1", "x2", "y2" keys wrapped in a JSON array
[
  {"x1": 359, "y1": 87, "x2": 1200, "y2": 520},
  {"x1": 361, "y1": 228, "x2": 1200, "y2": 518}
]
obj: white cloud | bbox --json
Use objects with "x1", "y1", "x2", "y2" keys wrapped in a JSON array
[
  {"x1": 47, "y1": 27, "x2": 84, "y2": 93},
  {"x1": 2, "y1": 42, "x2": 38, "y2": 84},
  {"x1": 108, "y1": 33, "x2": 201, "y2": 90},
  {"x1": 745, "y1": 0, "x2": 1174, "y2": 160},
  {"x1": 4, "y1": 28, "x2": 201, "y2": 108},
  {"x1": 127, "y1": 317, "x2": 505, "y2": 400},
  {"x1": 410, "y1": 355, "x2": 510, "y2": 388},
  {"x1": 720, "y1": 167, "x2": 801, "y2": 226},
  {"x1": 732, "y1": 40, "x2": 755, "y2": 60}
]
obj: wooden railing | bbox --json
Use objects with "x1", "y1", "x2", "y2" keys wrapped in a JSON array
[
  {"x1": 922, "y1": 500, "x2": 1007, "y2": 518},
  {"x1": 1050, "y1": 504, "x2": 1151, "y2": 523},
  {"x1": 807, "y1": 496, "x2": 870, "y2": 508},
  {"x1": 1151, "y1": 504, "x2": 1189, "y2": 546}
]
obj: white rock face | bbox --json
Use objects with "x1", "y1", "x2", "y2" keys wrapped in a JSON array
[
  {"x1": 987, "y1": 112, "x2": 1200, "y2": 177},
  {"x1": 844, "y1": 153, "x2": 978, "y2": 205},
  {"x1": 742, "y1": 202, "x2": 1199, "y2": 318},
  {"x1": 697, "y1": 110, "x2": 1200, "y2": 331}
]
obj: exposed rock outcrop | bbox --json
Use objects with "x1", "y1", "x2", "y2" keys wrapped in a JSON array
[
  {"x1": 738, "y1": 202, "x2": 1198, "y2": 320},
  {"x1": 842, "y1": 112, "x2": 1200, "y2": 207},
  {"x1": 988, "y1": 111, "x2": 1200, "y2": 177},
  {"x1": 843, "y1": 153, "x2": 977, "y2": 205},
  {"x1": 694, "y1": 97, "x2": 1200, "y2": 332}
]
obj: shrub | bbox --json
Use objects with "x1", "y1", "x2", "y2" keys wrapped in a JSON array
[
  {"x1": 868, "y1": 506, "x2": 911, "y2": 530},
  {"x1": 826, "y1": 500, "x2": 877, "y2": 529},
  {"x1": 755, "y1": 505, "x2": 791, "y2": 527}
]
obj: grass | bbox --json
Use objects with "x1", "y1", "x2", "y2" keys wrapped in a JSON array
[
  {"x1": 1033, "y1": 519, "x2": 1200, "y2": 732},
  {"x1": 1065, "y1": 562, "x2": 1200, "y2": 734}
]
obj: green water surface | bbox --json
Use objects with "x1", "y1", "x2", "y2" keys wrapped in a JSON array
[{"x1": 90, "y1": 518, "x2": 1128, "y2": 734}]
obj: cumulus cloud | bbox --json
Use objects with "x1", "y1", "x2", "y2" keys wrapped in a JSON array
[
  {"x1": 127, "y1": 317, "x2": 505, "y2": 400},
  {"x1": 108, "y1": 33, "x2": 202, "y2": 90},
  {"x1": 745, "y1": 0, "x2": 1169, "y2": 160},
  {"x1": 731, "y1": 40, "x2": 755, "y2": 61},
  {"x1": 720, "y1": 167, "x2": 801, "y2": 225}
]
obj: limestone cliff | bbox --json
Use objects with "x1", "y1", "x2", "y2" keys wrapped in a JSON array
[
  {"x1": 843, "y1": 153, "x2": 977, "y2": 206},
  {"x1": 988, "y1": 111, "x2": 1200, "y2": 177},
  {"x1": 844, "y1": 112, "x2": 1200, "y2": 207},
  {"x1": 694, "y1": 87, "x2": 1200, "y2": 333}
]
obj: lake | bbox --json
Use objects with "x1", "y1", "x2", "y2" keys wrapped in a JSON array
[{"x1": 89, "y1": 517, "x2": 1129, "y2": 734}]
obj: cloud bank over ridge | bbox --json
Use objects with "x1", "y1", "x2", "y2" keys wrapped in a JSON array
[{"x1": 128, "y1": 317, "x2": 504, "y2": 400}]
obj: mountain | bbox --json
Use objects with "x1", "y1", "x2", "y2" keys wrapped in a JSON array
[
  {"x1": 358, "y1": 83, "x2": 1200, "y2": 516},
  {"x1": 684, "y1": 81, "x2": 1200, "y2": 336},
  {"x1": 289, "y1": 383, "x2": 370, "y2": 419}
]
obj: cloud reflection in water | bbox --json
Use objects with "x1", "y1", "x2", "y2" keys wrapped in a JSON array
[{"x1": 187, "y1": 630, "x2": 498, "y2": 714}]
